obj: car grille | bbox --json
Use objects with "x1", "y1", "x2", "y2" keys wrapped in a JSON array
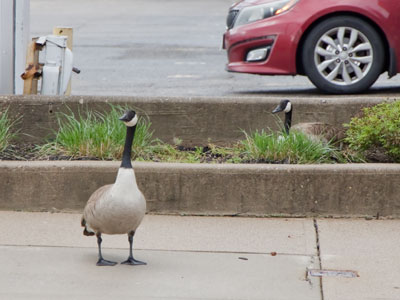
[{"x1": 226, "y1": 9, "x2": 239, "y2": 29}]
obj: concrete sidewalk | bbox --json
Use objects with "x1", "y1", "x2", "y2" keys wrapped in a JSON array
[{"x1": 0, "y1": 212, "x2": 398, "y2": 299}]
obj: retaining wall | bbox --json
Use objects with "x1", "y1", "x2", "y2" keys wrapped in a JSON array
[
  {"x1": 0, "y1": 95, "x2": 392, "y2": 146},
  {"x1": 1, "y1": 161, "x2": 399, "y2": 218}
]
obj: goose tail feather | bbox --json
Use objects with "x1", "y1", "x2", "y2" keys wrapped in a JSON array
[{"x1": 81, "y1": 217, "x2": 95, "y2": 236}]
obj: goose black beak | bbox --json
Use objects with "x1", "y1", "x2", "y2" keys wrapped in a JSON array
[
  {"x1": 119, "y1": 113, "x2": 130, "y2": 122},
  {"x1": 272, "y1": 105, "x2": 283, "y2": 114}
]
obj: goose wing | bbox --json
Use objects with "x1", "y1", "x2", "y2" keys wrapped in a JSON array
[
  {"x1": 292, "y1": 123, "x2": 344, "y2": 143},
  {"x1": 81, "y1": 184, "x2": 113, "y2": 235}
]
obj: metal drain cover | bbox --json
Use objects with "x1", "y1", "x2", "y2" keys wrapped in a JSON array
[{"x1": 308, "y1": 269, "x2": 359, "y2": 278}]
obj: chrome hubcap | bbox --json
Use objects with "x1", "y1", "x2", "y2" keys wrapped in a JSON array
[{"x1": 314, "y1": 27, "x2": 373, "y2": 86}]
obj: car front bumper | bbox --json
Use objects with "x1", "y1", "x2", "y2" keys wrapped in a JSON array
[{"x1": 223, "y1": 10, "x2": 303, "y2": 75}]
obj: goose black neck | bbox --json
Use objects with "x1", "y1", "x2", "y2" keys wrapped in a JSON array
[
  {"x1": 284, "y1": 110, "x2": 292, "y2": 134},
  {"x1": 120, "y1": 125, "x2": 136, "y2": 169}
]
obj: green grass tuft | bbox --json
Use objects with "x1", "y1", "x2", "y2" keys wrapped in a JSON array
[
  {"x1": 42, "y1": 105, "x2": 155, "y2": 160},
  {"x1": 241, "y1": 129, "x2": 344, "y2": 164},
  {"x1": 0, "y1": 108, "x2": 19, "y2": 152}
]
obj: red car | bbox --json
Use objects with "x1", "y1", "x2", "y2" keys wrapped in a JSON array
[{"x1": 223, "y1": 0, "x2": 400, "y2": 94}]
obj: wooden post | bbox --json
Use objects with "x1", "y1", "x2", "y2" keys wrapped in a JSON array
[
  {"x1": 53, "y1": 27, "x2": 73, "y2": 95},
  {"x1": 22, "y1": 38, "x2": 39, "y2": 95}
]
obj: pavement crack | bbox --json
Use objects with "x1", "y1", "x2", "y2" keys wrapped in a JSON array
[
  {"x1": 313, "y1": 218, "x2": 325, "y2": 300},
  {"x1": 313, "y1": 218, "x2": 322, "y2": 269}
]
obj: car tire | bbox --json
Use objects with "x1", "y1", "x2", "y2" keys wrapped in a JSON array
[{"x1": 301, "y1": 16, "x2": 385, "y2": 94}]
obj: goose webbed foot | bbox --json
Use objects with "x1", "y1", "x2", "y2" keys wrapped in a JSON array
[
  {"x1": 121, "y1": 231, "x2": 147, "y2": 266},
  {"x1": 95, "y1": 233, "x2": 117, "y2": 266},
  {"x1": 96, "y1": 258, "x2": 118, "y2": 266},
  {"x1": 121, "y1": 257, "x2": 147, "y2": 265}
]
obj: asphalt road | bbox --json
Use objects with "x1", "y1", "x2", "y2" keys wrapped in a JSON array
[{"x1": 31, "y1": 0, "x2": 400, "y2": 97}]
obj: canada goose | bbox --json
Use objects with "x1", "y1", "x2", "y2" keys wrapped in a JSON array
[
  {"x1": 272, "y1": 99, "x2": 345, "y2": 144},
  {"x1": 81, "y1": 110, "x2": 146, "y2": 266}
]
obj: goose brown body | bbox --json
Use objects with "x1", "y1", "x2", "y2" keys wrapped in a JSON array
[
  {"x1": 291, "y1": 122, "x2": 345, "y2": 144},
  {"x1": 82, "y1": 169, "x2": 146, "y2": 235}
]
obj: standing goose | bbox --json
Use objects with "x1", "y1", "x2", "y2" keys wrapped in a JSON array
[
  {"x1": 272, "y1": 99, "x2": 345, "y2": 144},
  {"x1": 81, "y1": 110, "x2": 146, "y2": 266}
]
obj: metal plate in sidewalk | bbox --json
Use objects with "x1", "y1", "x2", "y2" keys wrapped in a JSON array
[{"x1": 308, "y1": 269, "x2": 359, "y2": 278}]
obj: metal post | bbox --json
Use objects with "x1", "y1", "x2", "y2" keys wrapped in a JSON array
[
  {"x1": 0, "y1": 0, "x2": 29, "y2": 95},
  {"x1": 0, "y1": 0, "x2": 15, "y2": 94},
  {"x1": 14, "y1": 0, "x2": 30, "y2": 94}
]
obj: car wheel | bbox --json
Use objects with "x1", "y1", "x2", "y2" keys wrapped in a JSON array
[{"x1": 302, "y1": 16, "x2": 385, "y2": 94}]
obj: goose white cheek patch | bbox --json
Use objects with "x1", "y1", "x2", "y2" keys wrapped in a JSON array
[
  {"x1": 125, "y1": 114, "x2": 138, "y2": 127},
  {"x1": 284, "y1": 102, "x2": 292, "y2": 113}
]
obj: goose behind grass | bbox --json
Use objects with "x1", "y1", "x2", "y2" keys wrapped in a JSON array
[
  {"x1": 272, "y1": 99, "x2": 345, "y2": 144},
  {"x1": 81, "y1": 110, "x2": 147, "y2": 266}
]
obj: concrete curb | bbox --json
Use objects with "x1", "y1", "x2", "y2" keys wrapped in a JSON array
[
  {"x1": 0, "y1": 94, "x2": 394, "y2": 145},
  {"x1": 1, "y1": 161, "x2": 399, "y2": 217}
]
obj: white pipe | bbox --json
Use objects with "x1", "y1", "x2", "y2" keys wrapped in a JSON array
[
  {"x1": 0, "y1": 0, "x2": 15, "y2": 94},
  {"x1": 14, "y1": 0, "x2": 30, "y2": 94}
]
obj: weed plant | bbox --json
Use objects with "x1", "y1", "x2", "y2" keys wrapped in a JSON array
[
  {"x1": 0, "y1": 108, "x2": 19, "y2": 152},
  {"x1": 344, "y1": 101, "x2": 400, "y2": 162},
  {"x1": 42, "y1": 105, "x2": 155, "y2": 160},
  {"x1": 241, "y1": 129, "x2": 344, "y2": 164}
]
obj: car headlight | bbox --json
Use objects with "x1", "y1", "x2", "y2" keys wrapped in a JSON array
[{"x1": 233, "y1": 0, "x2": 298, "y2": 28}]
